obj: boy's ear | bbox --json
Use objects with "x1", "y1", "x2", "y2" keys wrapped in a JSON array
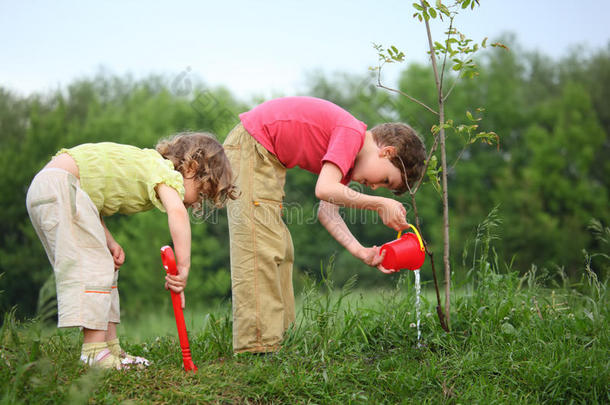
[{"x1": 379, "y1": 146, "x2": 396, "y2": 158}]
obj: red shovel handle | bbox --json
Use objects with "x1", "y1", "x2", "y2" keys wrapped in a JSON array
[{"x1": 161, "y1": 246, "x2": 197, "y2": 372}]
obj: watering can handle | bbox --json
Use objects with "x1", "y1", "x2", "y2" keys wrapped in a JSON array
[{"x1": 397, "y1": 224, "x2": 425, "y2": 252}]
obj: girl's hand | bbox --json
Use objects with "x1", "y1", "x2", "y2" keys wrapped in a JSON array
[
  {"x1": 107, "y1": 240, "x2": 125, "y2": 270},
  {"x1": 165, "y1": 272, "x2": 187, "y2": 294},
  {"x1": 164, "y1": 279, "x2": 187, "y2": 308}
]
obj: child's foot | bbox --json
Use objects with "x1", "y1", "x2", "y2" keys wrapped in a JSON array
[
  {"x1": 80, "y1": 348, "x2": 126, "y2": 370},
  {"x1": 107, "y1": 338, "x2": 150, "y2": 367},
  {"x1": 117, "y1": 350, "x2": 150, "y2": 367}
]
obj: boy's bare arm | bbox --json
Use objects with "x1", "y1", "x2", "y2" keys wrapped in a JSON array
[
  {"x1": 156, "y1": 184, "x2": 191, "y2": 296},
  {"x1": 315, "y1": 162, "x2": 408, "y2": 231},
  {"x1": 318, "y1": 200, "x2": 385, "y2": 268},
  {"x1": 317, "y1": 200, "x2": 362, "y2": 257}
]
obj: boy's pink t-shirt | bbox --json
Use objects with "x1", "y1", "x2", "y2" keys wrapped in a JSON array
[{"x1": 239, "y1": 96, "x2": 366, "y2": 184}]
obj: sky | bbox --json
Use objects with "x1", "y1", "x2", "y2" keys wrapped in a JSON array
[{"x1": 1, "y1": 0, "x2": 609, "y2": 101}]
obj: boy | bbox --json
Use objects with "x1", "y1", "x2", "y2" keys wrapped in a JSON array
[{"x1": 223, "y1": 96, "x2": 426, "y2": 354}]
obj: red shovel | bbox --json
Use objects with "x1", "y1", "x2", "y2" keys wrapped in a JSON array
[{"x1": 160, "y1": 245, "x2": 197, "y2": 372}]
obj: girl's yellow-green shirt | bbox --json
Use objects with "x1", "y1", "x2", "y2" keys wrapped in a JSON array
[{"x1": 58, "y1": 142, "x2": 185, "y2": 216}]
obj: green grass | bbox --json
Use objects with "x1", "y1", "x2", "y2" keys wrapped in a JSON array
[
  {"x1": 2, "y1": 213, "x2": 609, "y2": 403},
  {"x1": 116, "y1": 286, "x2": 438, "y2": 342},
  {"x1": 1, "y1": 265, "x2": 607, "y2": 404}
]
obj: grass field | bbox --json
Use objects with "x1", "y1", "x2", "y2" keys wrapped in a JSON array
[
  {"x1": 2, "y1": 213, "x2": 609, "y2": 404},
  {"x1": 1, "y1": 259, "x2": 608, "y2": 404},
  {"x1": 117, "y1": 285, "x2": 439, "y2": 342}
]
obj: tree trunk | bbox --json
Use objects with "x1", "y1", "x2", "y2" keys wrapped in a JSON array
[
  {"x1": 422, "y1": 0, "x2": 452, "y2": 330},
  {"x1": 439, "y1": 107, "x2": 451, "y2": 330}
]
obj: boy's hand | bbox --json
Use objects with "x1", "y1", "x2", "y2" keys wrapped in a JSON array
[
  {"x1": 377, "y1": 264, "x2": 400, "y2": 274},
  {"x1": 107, "y1": 240, "x2": 125, "y2": 270},
  {"x1": 377, "y1": 198, "x2": 408, "y2": 231},
  {"x1": 358, "y1": 246, "x2": 386, "y2": 267}
]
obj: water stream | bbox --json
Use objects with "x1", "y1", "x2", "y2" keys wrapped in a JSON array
[{"x1": 414, "y1": 269, "x2": 422, "y2": 346}]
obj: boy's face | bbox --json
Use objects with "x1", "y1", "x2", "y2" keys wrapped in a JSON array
[{"x1": 352, "y1": 146, "x2": 403, "y2": 192}]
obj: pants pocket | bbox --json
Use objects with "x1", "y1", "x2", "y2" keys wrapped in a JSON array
[
  {"x1": 252, "y1": 142, "x2": 286, "y2": 203},
  {"x1": 29, "y1": 196, "x2": 60, "y2": 232},
  {"x1": 72, "y1": 187, "x2": 107, "y2": 248}
]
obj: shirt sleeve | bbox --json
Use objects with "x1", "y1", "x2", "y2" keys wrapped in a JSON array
[
  {"x1": 146, "y1": 156, "x2": 185, "y2": 212},
  {"x1": 322, "y1": 126, "x2": 365, "y2": 185}
]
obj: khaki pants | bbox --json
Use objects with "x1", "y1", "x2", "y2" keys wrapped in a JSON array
[
  {"x1": 26, "y1": 169, "x2": 119, "y2": 330},
  {"x1": 224, "y1": 123, "x2": 295, "y2": 353}
]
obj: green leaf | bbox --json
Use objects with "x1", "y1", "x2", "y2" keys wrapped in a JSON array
[
  {"x1": 491, "y1": 42, "x2": 509, "y2": 50},
  {"x1": 412, "y1": 3, "x2": 424, "y2": 11},
  {"x1": 429, "y1": 7, "x2": 437, "y2": 18},
  {"x1": 426, "y1": 156, "x2": 442, "y2": 195}
]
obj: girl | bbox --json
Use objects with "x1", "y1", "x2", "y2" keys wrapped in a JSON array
[{"x1": 26, "y1": 133, "x2": 236, "y2": 369}]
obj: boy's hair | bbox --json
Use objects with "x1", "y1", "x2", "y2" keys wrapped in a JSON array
[
  {"x1": 370, "y1": 123, "x2": 426, "y2": 195},
  {"x1": 156, "y1": 132, "x2": 238, "y2": 207}
]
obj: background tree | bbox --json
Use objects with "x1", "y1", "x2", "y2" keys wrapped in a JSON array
[{"x1": 1, "y1": 38, "x2": 608, "y2": 320}]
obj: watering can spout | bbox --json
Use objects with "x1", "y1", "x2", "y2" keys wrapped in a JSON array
[{"x1": 380, "y1": 224, "x2": 425, "y2": 271}]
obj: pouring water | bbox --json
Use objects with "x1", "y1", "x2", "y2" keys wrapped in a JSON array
[
  {"x1": 414, "y1": 269, "x2": 422, "y2": 346},
  {"x1": 378, "y1": 224, "x2": 425, "y2": 346}
]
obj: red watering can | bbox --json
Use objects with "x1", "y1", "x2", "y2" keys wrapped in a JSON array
[
  {"x1": 160, "y1": 245, "x2": 197, "y2": 372},
  {"x1": 380, "y1": 224, "x2": 425, "y2": 271}
]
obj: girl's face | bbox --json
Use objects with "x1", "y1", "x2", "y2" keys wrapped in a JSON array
[{"x1": 182, "y1": 170, "x2": 203, "y2": 208}]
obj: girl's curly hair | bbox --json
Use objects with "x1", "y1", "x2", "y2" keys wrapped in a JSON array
[{"x1": 156, "y1": 132, "x2": 238, "y2": 207}]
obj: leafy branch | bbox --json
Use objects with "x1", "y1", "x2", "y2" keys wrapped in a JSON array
[{"x1": 371, "y1": 0, "x2": 506, "y2": 331}]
